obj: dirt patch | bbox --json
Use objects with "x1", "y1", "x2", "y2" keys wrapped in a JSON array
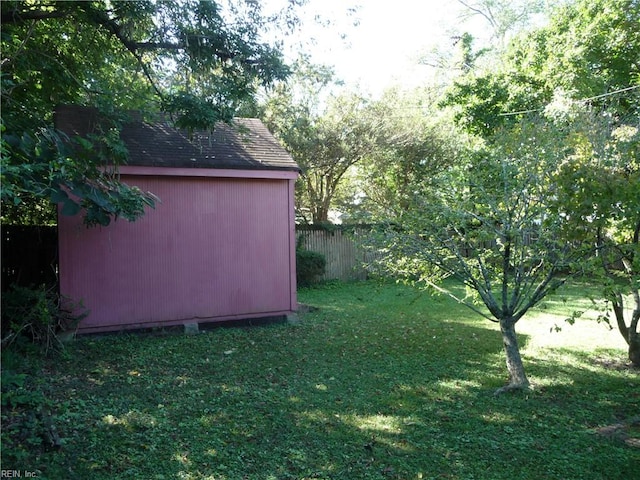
[
  {"x1": 595, "y1": 416, "x2": 640, "y2": 448},
  {"x1": 591, "y1": 356, "x2": 638, "y2": 372},
  {"x1": 297, "y1": 303, "x2": 320, "y2": 314}
]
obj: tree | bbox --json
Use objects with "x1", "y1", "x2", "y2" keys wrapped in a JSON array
[
  {"x1": 549, "y1": 101, "x2": 640, "y2": 366},
  {"x1": 457, "y1": 0, "x2": 550, "y2": 46},
  {"x1": 346, "y1": 86, "x2": 467, "y2": 222},
  {"x1": 511, "y1": 0, "x2": 640, "y2": 366},
  {"x1": 1, "y1": 0, "x2": 305, "y2": 226},
  {"x1": 264, "y1": 83, "x2": 462, "y2": 225},
  {"x1": 507, "y1": 0, "x2": 640, "y2": 107},
  {"x1": 367, "y1": 116, "x2": 582, "y2": 393},
  {"x1": 302, "y1": 94, "x2": 376, "y2": 224},
  {"x1": 444, "y1": 0, "x2": 640, "y2": 137},
  {"x1": 261, "y1": 60, "x2": 374, "y2": 224},
  {"x1": 442, "y1": 0, "x2": 640, "y2": 366},
  {"x1": 442, "y1": 69, "x2": 549, "y2": 138}
]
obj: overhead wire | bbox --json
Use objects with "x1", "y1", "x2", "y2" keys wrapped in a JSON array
[{"x1": 498, "y1": 84, "x2": 640, "y2": 117}]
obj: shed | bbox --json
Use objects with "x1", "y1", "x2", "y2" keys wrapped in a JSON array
[{"x1": 56, "y1": 106, "x2": 299, "y2": 334}]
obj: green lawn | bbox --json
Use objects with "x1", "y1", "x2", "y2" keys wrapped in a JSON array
[{"x1": 2, "y1": 280, "x2": 638, "y2": 479}]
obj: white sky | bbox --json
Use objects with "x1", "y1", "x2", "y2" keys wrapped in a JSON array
[{"x1": 277, "y1": 0, "x2": 492, "y2": 96}]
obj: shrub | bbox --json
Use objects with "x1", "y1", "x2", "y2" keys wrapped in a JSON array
[
  {"x1": 1, "y1": 285, "x2": 86, "y2": 355},
  {"x1": 296, "y1": 237, "x2": 326, "y2": 287}
]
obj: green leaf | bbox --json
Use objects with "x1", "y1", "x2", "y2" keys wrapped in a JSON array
[
  {"x1": 50, "y1": 188, "x2": 69, "y2": 204},
  {"x1": 61, "y1": 198, "x2": 81, "y2": 216}
]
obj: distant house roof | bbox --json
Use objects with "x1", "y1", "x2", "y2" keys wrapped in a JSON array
[{"x1": 54, "y1": 105, "x2": 299, "y2": 172}]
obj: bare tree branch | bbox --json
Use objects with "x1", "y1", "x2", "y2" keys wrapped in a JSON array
[{"x1": 456, "y1": 0, "x2": 498, "y2": 29}]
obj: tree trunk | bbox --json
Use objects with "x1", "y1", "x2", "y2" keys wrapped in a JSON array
[
  {"x1": 629, "y1": 288, "x2": 640, "y2": 367},
  {"x1": 612, "y1": 290, "x2": 640, "y2": 367},
  {"x1": 629, "y1": 333, "x2": 640, "y2": 367},
  {"x1": 312, "y1": 206, "x2": 329, "y2": 224},
  {"x1": 496, "y1": 318, "x2": 530, "y2": 394},
  {"x1": 629, "y1": 290, "x2": 640, "y2": 367}
]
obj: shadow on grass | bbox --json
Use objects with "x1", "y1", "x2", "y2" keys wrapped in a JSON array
[{"x1": 5, "y1": 281, "x2": 638, "y2": 480}]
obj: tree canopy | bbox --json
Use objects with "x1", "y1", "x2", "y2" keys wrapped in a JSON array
[
  {"x1": 346, "y1": 87, "x2": 465, "y2": 222},
  {"x1": 1, "y1": 0, "x2": 305, "y2": 225},
  {"x1": 261, "y1": 60, "x2": 375, "y2": 224},
  {"x1": 365, "y1": 0, "x2": 640, "y2": 385},
  {"x1": 442, "y1": 0, "x2": 640, "y2": 367},
  {"x1": 444, "y1": 0, "x2": 640, "y2": 137}
]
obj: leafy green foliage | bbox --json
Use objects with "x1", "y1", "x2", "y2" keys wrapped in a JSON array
[
  {"x1": 442, "y1": 71, "x2": 548, "y2": 137},
  {"x1": 1, "y1": 124, "x2": 157, "y2": 226},
  {"x1": 548, "y1": 103, "x2": 640, "y2": 365},
  {"x1": 440, "y1": 0, "x2": 640, "y2": 367},
  {"x1": 508, "y1": 0, "x2": 640, "y2": 105},
  {"x1": 363, "y1": 113, "x2": 592, "y2": 389},
  {"x1": 262, "y1": 72, "x2": 466, "y2": 225},
  {"x1": 1, "y1": 285, "x2": 87, "y2": 356},
  {"x1": 296, "y1": 236, "x2": 327, "y2": 287},
  {"x1": 262, "y1": 62, "x2": 375, "y2": 224},
  {"x1": 444, "y1": 0, "x2": 640, "y2": 137},
  {"x1": 1, "y1": 0, "x2": 303, "y2": 225},
  {"x1": 349, "y1": 87, "x2": 470, "y2": 222},
  {"x1": 1, "y1": 281, "x2": 637, "y2": 478}
]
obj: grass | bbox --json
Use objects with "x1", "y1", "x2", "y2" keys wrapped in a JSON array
[{"x1": 2, "y1": 280, "x2": 639, "y2": 479}]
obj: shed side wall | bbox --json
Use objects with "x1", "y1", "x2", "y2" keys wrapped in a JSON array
[{"x1": 59, "y1": 175, "x2": 296, "y2": 332}]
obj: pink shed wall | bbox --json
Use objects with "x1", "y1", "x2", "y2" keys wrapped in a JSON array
[{"x1": 59, "y1": 171, "x2": 298, "y2": 333}]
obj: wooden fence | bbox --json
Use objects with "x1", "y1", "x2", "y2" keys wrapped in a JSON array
[
  {"x1": 1, "y1": 225, "x2": 58, "y2": 290},
  {"x1": 296, "y1": 226, "x2": 372, "y2": 282}
]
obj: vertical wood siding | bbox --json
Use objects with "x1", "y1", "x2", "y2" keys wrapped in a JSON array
[{"x1": 59, "y1": 175, "x2": 296, "y2": 333}]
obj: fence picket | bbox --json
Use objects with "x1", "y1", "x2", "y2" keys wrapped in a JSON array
[{"x1": 297, "y1": 227, "x2": 370, "y2": 281}]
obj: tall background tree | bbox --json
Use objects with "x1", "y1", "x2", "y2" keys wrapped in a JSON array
[
  {"x1": 261, "y1": 60, "x2": 374, "y2": 224},
  {"x1": 345, "y1": 86, "x2": 467, "y2": 223},
  {"x1": 262, "y1": 71, "x2": 467, "y2": 225},
  {"x1": 366, "y1": 0, "x2": 640, "y2": 379},
  {"x1": 1, "y1": 0, "x2": 306, "y2": 226},
  {"x1": 445, "y1": 0, "x2": 640, "y2": 365}
]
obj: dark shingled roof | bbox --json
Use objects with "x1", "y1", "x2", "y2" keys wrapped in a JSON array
[{"x1": 54, "y1": 105, "x2": 299, "y2": 172}]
